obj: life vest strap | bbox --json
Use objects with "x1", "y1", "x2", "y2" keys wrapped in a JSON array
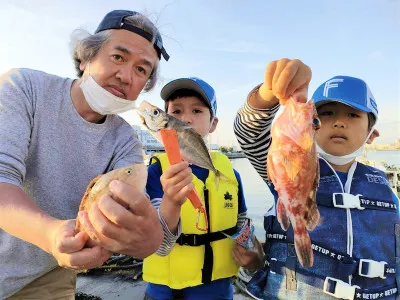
[
  {"x1": 268, "y1": 259, "x2": 398, "y2": 299},
  {"x1": 317, "y1": 193, "x2": 397, "y2": 212},
  {"x1": 176, "y1": 226, "x2": 237, "y2": 247},
  {"x1": 265, "y1": 233, "x2": 396, "y2": 279}
]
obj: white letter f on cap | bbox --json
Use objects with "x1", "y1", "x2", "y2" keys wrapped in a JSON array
[{"x1": 323, "y1": 79, "x2": 344, "y2": 97}]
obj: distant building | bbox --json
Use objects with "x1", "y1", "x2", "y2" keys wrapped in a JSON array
[
  {"x1": 395, "y1": 138, "x2": 400, "y2": 149},
  {"x1": 366, "y1": 138, "x2": 400, "y2": 151},
  {"x1": 132, "y1": 125, "x2": 222, "y2": 153},
  {"x1": 208, "y1": 144, "x2": 220, "y2": 150},
  {"x1": 132, "y1": 125, "x2": 164, "y2": 153}
]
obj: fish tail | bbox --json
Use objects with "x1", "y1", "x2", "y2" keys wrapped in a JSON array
[
  {"x1": 293, "y1": 224, "x2": 314, "y2": 268},
  {"x1": 277, "y1": 198, "x2": 290, "y2": 231}
]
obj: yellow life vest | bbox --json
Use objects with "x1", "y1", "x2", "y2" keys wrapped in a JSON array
[{"x1": 143, "y1": 152, "x2": 240, "y2": 289}]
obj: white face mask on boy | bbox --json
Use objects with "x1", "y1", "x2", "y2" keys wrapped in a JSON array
[
  {"x1": 316, "y1": 128, "x2": 375, "y2": 165},
  {"x1": 202, "y1": 116, "x2": 216, "y2": 144},
  {"x1": 80, "y1": 63, "x2": 136, "y2": 115}
]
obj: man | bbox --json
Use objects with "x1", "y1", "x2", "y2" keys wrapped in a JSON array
[{"x1": 0, "y1": 10, "x2": 173, "y2": 299}]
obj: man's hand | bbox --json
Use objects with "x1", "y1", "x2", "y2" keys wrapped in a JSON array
[
  {"x1": 160, "y1": 161, "x2": 194, "y2": 233},
  {"x1": 49, "y1": 219, "x2": 111, "y2": 270},
  {"x1": 78, "y1": 181, "x2": 163, "y2": 259},
  {"x1": 251, "y1": 58, "x2": 312, "y2": 109},
  {"x1": 232, "y1": 236, "x2": 264, "y2": 272}
]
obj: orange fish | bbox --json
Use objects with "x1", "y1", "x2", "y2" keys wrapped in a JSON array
[
  {"x1": 76, "y1": 164, "x2": 147, "y2": 232},
  {"x1": 267, "y1": 98, "x2": 321, "y2": 268}
]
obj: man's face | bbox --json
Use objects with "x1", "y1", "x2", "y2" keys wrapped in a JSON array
[
  {"x1": 80, "y1": 29, "x2": 159, "y2": 100},
  {"x1": 167, "y1": 96, "x2": 218, "y2": 137},
  {"x1": 316, "y1": 102, "x2": 371, "y2": 156}
]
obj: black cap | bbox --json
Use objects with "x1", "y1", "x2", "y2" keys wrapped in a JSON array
[{"x1": 95, "y1": 10, "x2": 169, "y2": 61}]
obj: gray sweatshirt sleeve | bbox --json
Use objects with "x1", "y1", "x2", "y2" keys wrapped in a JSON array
[
  {"x1": 0, "y1": 69, "x2": 33, "y2": 187},
  {"x1": 233, "y1": 84, "x2": 280, "y2": 183},
  {"x1": 107, "y1": 123, "x2": 145, "y2": 171}
]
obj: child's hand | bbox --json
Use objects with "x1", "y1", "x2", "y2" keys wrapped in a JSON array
[
  {"x1": 257, "y1": 58, "x2": 312, "y2": 107},
  {"x1": 161, "y1": 161, "x2": 194, "y2": 207},
  {"x1": 232, "y1": 236, "x2": 264, "y2": 272}
]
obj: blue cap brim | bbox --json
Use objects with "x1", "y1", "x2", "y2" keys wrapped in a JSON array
[{"x1": 315, "y1": 99, "x2": 374, "y2": 114}]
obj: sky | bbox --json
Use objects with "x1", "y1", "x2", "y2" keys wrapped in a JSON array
[{"x1": 0, "y1": 0, "x2": 399, "y2": 147}]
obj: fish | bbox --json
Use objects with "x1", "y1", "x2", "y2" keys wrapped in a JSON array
[
  {"x1": 76, "y1": 164, "x2": 147, "y2": 232},
  {"x1": 136, "y1": 100, "x2": 226, "y2": 188},
  {"x1": 267, "y1": 97, "x2": 321, "y2": 268}
]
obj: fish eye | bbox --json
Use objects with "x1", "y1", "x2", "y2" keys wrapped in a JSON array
[
  {"x1": 313, "y1": 118, "x2": 321, "y2": 129},
  {"x1": 153, "y1": 110, "x2": 159, "y2": 116},
  {"x1": 126, "y1": 169, "x2": 132, "y2": 174}
]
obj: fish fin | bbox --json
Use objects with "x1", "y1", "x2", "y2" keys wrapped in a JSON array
[
  {"x1": 214, "y1": 172, "x2": 220, "y2": 190},
  {"x1": 292, "y1": 220, "x2": 314, "y2": 268},
  {"x1": 176, "y1": 125, "x2": 193, "y2": 131},
  {"x1": 305, "y1": 192, "x2": 320, "y2": 231},
  {"x1": 277, "y1": 198, "x2": 290, "y2": 231},
  {"x1": 315, "y1": 160, "x2": 320, "y2": 189},
  {"x1": 76, "y1": 174, "x2": 102, "y2": 231},
  {"x1": 266, "y1": 156, "x2": 273, "y2": 183},
  {"x1": 305, "y1": 162, "x2": 320, "y2": 231},
  {"x1": 282, "y1": 155, "x2": 301, "y2": 181},
  {"x1": 214, "y1": 170, "x2": 233, "y2": 190}
]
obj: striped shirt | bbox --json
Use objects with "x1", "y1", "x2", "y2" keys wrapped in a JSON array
[{"x1": 233, "y1": 85, "x2": 280, "y2": 183}]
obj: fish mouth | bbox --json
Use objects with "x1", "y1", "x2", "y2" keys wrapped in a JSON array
[{"x1": 105, "y1": 85, "x2": 127, "y2": 98}]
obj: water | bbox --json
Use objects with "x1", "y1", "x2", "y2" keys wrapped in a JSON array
[
  {"x1": 230, "y1": 158, "x2": 274, "y2": 239},
  {"x1": 230, "y1": 150, "x2": 400, "y2": 240},
  {"x1": 362, "y1": 150, "x2": 400, "y2": 168}
]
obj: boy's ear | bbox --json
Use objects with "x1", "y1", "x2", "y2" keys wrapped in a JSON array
[
  {"x1": 366, "y1": 128, "x2": 380, "y2": 144},
  {"x1": 208, "y1": 117, "x2": 219, "y2": 134}
]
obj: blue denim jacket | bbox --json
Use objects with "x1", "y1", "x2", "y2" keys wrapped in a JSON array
[{"x1": 248, "y1": 159, "x2": 400, "y2": 300}]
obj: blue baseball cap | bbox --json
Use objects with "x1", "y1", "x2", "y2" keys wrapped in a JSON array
[
  {"x1": 95, "y1": 10, "x2": 169, "y2": 61},
  {"x1": 312, "y1": 75, "x2": 378, "y2": 121},
  {"x1": 161, "y1": 77, "x2": 217, "y2": 117}
]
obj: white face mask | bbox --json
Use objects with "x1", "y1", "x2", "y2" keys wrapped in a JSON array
[
  {"x1": 202, "y1": 116, "x2": 215, "y2": 143},
  {"x1": 80, "y1": 63, "x2": 136, "y2": 115},
  {"x1": 317, "y1": 128, "x2": 375, "y2": 165}
]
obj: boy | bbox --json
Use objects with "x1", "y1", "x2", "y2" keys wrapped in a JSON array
[
  {"x1": 234, "y1": 59, "x2": 399, "y2": 299},
  {"x1": 143, "y1": 77, "x2": 264, "y2": 300}
]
